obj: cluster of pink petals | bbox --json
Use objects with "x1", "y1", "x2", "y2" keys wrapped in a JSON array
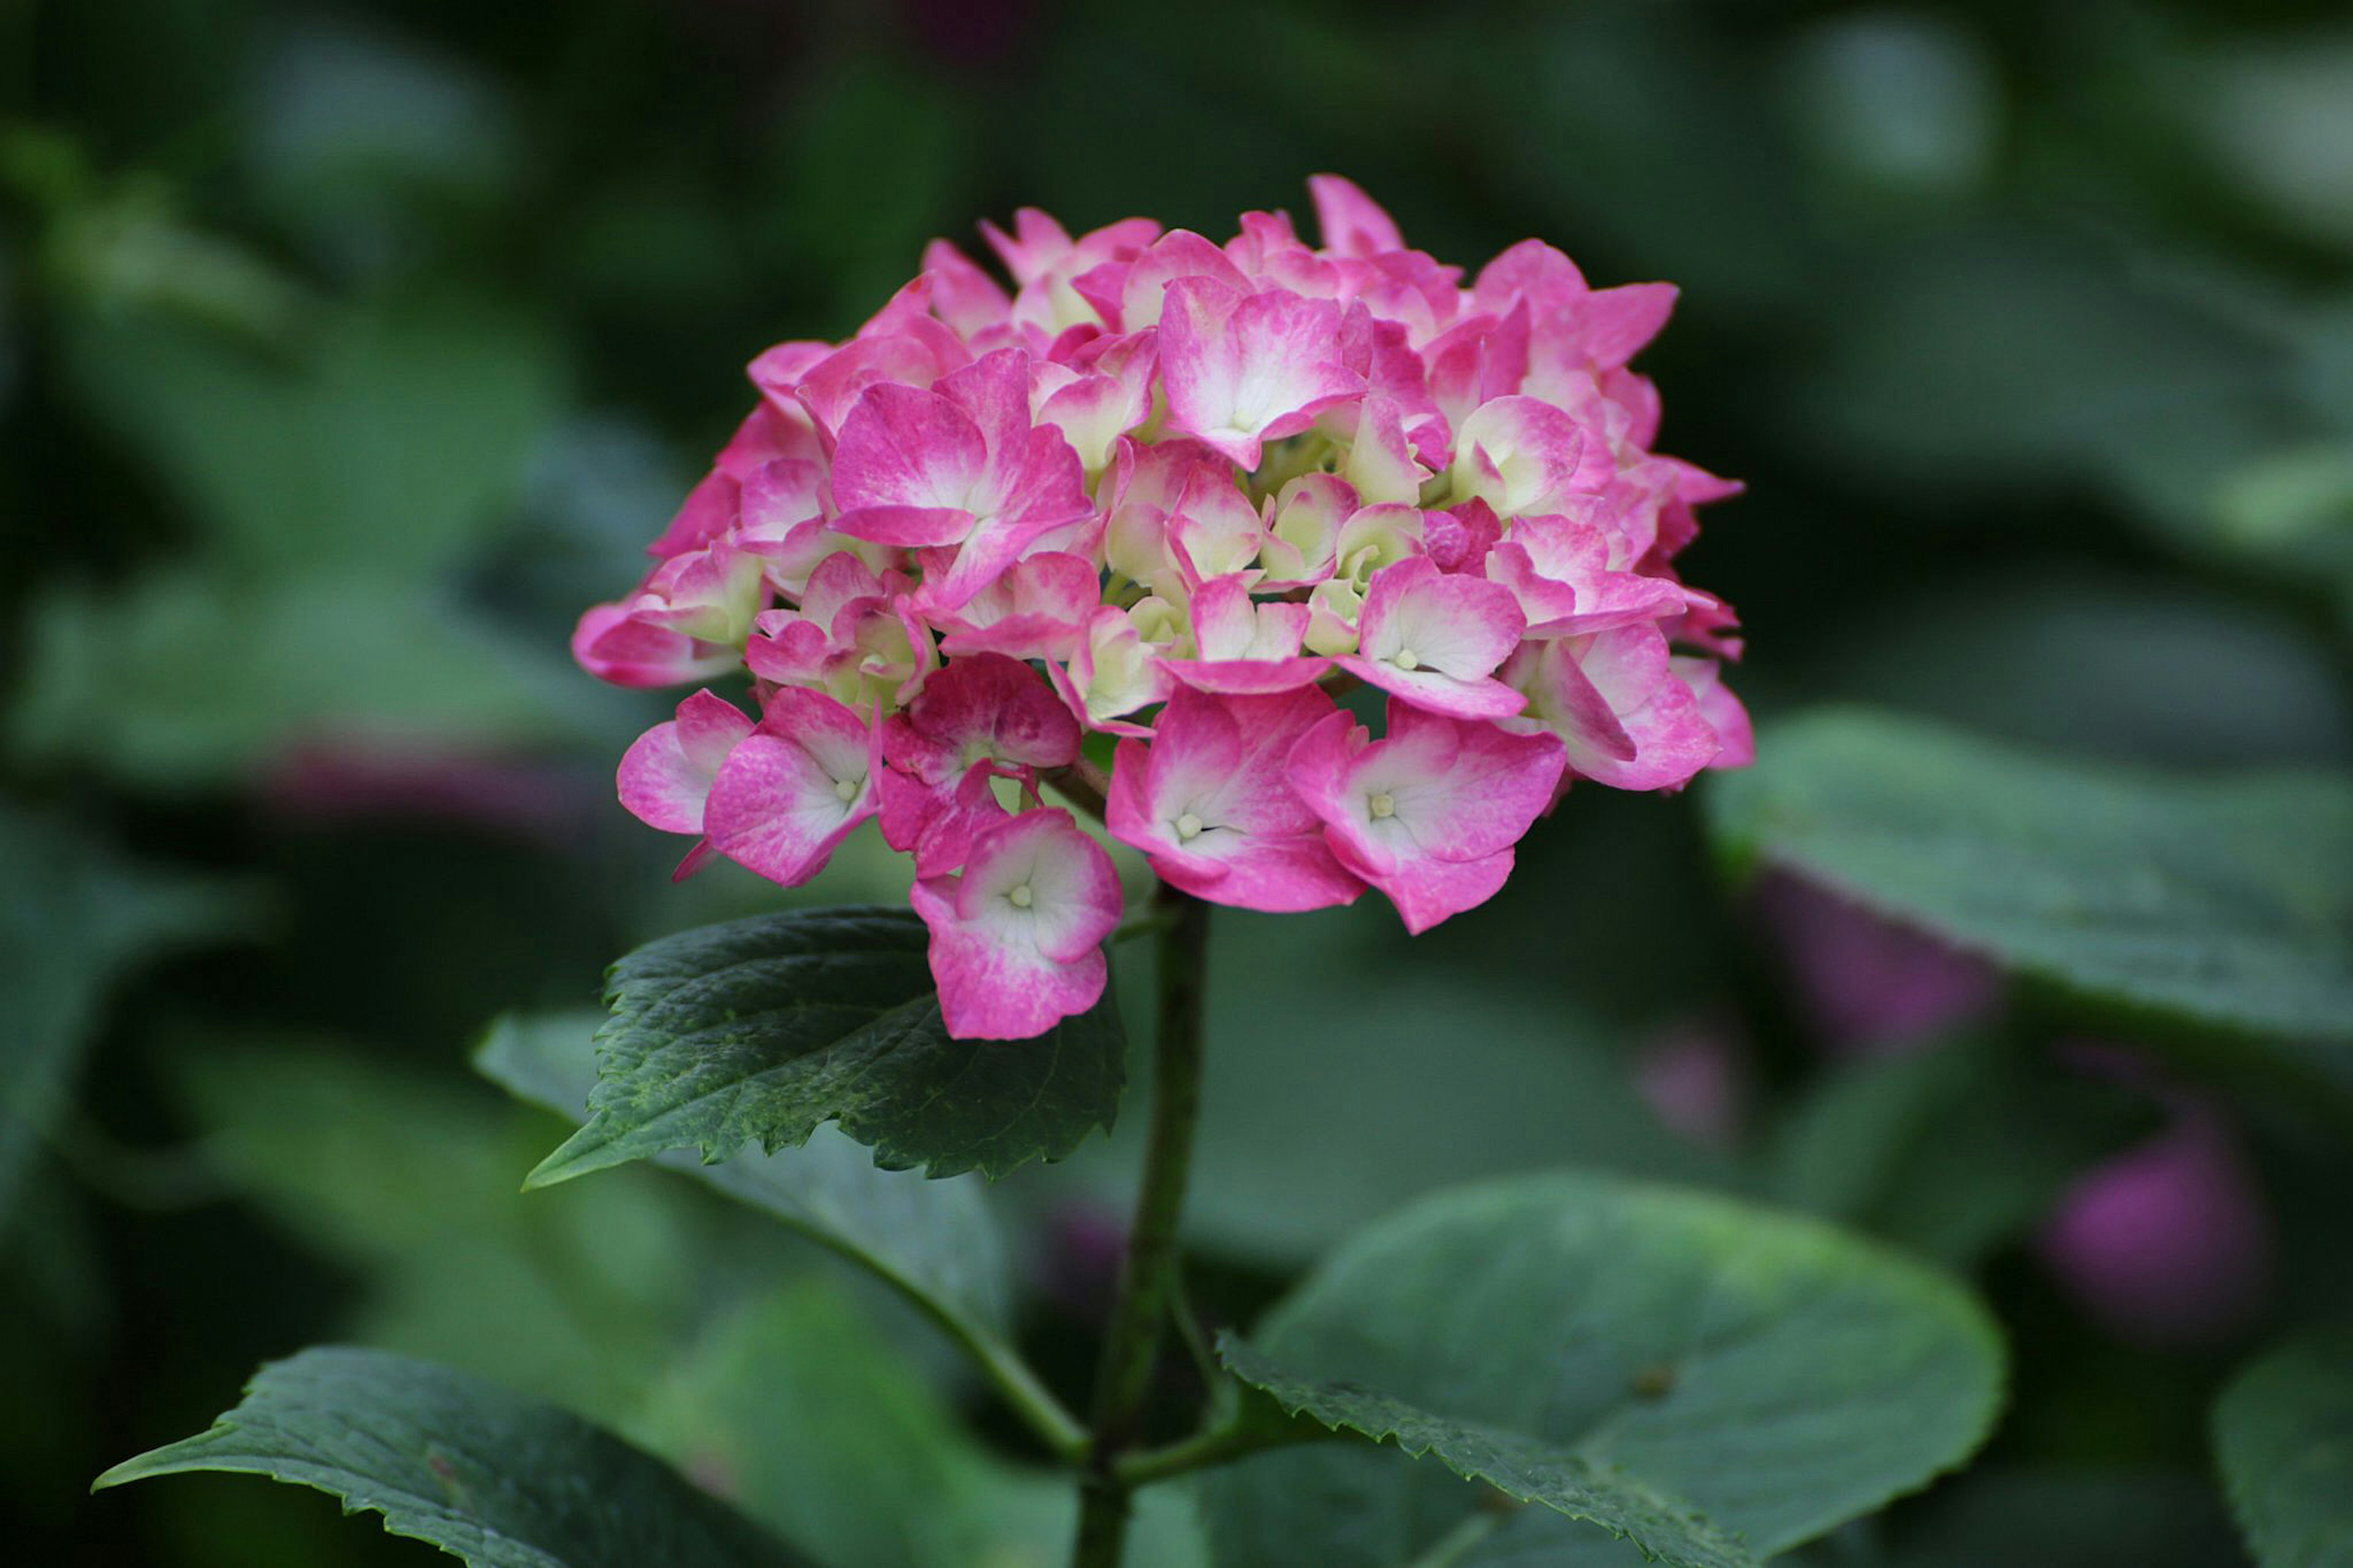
[{"x1": 580, "y1": 177, "x2": 1751, "y2": 1039}]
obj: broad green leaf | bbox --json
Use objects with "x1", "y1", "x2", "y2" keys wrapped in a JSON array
[
  {"x1": 1767, "y1": 1036, "x2": 2153, "y2": 1268},
  {"x1": 0, "y1": 811, "x2": 249, "y2": 1233},
  {"x1": 1206, "y1": 1173, "x2": 2004, "y2": 1568},
  {"x1": 93, "y1": 1347, "x2": 806, "y2": 1567},
  {"x1": 479, "y1": 1011, "x2": 1013, "y2": 1333},
  {"x1": 11, "y1": 568, "x2": 601, "y2": 785},
  {"x1": 1217, "y1": 1338, "x2": 1754, "y2": 1568},
  {"x1": 1707, "y1": 709, "x2": 2353, "y2": 1047},
  {"x1": 62, "y1": 300, "x2": 560, "y2": 578},
  {"x1": 2215, "y1": 1327, "x2": 2353, "y2": 1568},
  {"x1": 526, "y1": 908, "x2": 1125, "y2": 1184}
]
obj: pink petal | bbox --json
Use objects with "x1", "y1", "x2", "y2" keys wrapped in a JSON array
[
  {"x1": 616, "y1": 689, "x2": 754, "y2": 835},
  {"x1": 1287, "y1": 700, "x2": 1563, "y2": 931},
  {"x1": 703, "y1": 688, "x2": 879, "y2": 887},
  {"x1": 572, "y1": 602, "x2": 739, "y2": 689},
  {"x1": 1514, "y1": 626, "x2": 1724, "y2": 790},
  {"x1": 1339, "y1": 558, "x2": 1526, "y2": 719},
  {"x1": 831, "y1": 381, "x2": 988, "y2": 520},
  {"x1": 1308, "y1": 173, "x2": 1406, "y2": 259},
  {"x1": 1106, "y1": 685, "x2": 1362, "y2": 912},
  {"x1": 912, "y1": 808, "x2": 1122, "y2": 1039},
  {"x1": 1159, "y1": 278, "x2": 1365, "y2": 470}
]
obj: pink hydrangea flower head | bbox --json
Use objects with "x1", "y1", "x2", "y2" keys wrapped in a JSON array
[{"x1": 580, "y1": 178, "x2": 1748, "y2": 1034}]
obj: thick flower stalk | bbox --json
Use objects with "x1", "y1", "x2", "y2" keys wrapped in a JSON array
[{"x1": 579, "y1": 176, "x2": 1752, "y2": 1038}]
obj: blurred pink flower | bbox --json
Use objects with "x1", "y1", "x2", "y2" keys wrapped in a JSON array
[
  {"x1": 1755, "y1": 869, "x2": 2002, "y2": 1054},
  {"x1": 2037, "y1": 1100, "x2": 2275, "y2": 1349}
]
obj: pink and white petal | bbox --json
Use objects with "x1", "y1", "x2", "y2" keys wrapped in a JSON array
[
  {"x1": 793, "y1": 334, "x2": 961, "y2": 444},
  {"x1": 832, "y1": 504, "x2": 976, "y2": 548},
  {"x1": 904, "y1": 652, "x2": 1084, "y2": 772},
  {"x1": 1123, "y1": 686, "x2": 1365, "y2": 912},
  {"x1": 1159, "y1": 278, "x2": 1363, "y2": 469},
  {"x1": 906, "y1": 763, "x2": 1015, "y2": 877},
  {"x1": 1370, "y1": 700, "x2": 1565, "y2": 863},
  {"x1": 648, "y1": 469, "x2": 739, "y2": 559},
  {"x1": 572, "y1": 603, "x2": 738, "y2": 689},
  {"x1": 1365, "y1": 845, "x2": 1516, "y2": 935},
  {"x1": 735, "y1": 458, "x2": 826, "y2": 550},
  {"x1": 703, "y1": 700, "x2": 876, "y2": 889},
  {"x1": 1118, "y1": 230, "x2": 1252, "y2": 330},
  {"x1": 1307, "y1": 174, "x2": 1406, "y2": 259},
  {"x1": 1572, "y1": 282, "x2": 1678, "y2": 369},
  {"x1": 1366, "y1": 558, "x2": 1523, "y2": 676},
  {"x1": 1533, "y1": 627, "x2": 1724, "y2": 790},
  {"x1": 1449, "y1": 396, "x2": 1607, "y2": 519},
  {"x1": 1340, "y1": 393, "x2": 1430, "y2": 506},
  {"x1": 616, "y1": 691, "x2": 753, "y2": 835},
  {"x1": 923, "y1": 238, "x2": 1014, "y2": 338},
  {"x1": 830, "y1": 382, "x2": 988, "y2": 516},
  {"x1": 670, "y1": 837, "x2": 724, "y2": 883},
  {"x1": 1160, "y1": 656, "x2": 1333, "y2": 696},
  {"x1": 1673, "y1": 656, "x2": 1755, "y2": 772}
]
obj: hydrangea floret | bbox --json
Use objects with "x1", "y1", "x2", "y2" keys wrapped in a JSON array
[{"x1": 581, "y1": 176, "x2": 1752, "y2": 1039}]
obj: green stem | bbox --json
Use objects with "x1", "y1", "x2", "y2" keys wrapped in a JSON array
[
  {"x1": 1113, "y1": 1412, "x2": 1317, "y2": 1488},
  {"x1": 1070, "y1": 883, "x2": 1212, "y2": 1568},
  {"x1": 942, "y1": 1316, "x2": 1091, "y2": 1464}
]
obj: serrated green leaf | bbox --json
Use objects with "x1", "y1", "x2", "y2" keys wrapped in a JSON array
[
  {"x1": 479, "y1": 1010, "x2": 1012, "y2": 1333},
  {"x1": 1206, "y1": 1173, "x2": 2005, "y2": 1568},
  {"x1": 93, "y1": 1347, "x2": 807, "y2": 1567},
  {"x1": 2215, "y1": 1326, "x2": 2353, "y2": 1568},
  {"x1": 1217, "y1": 1337, "x2": 1755, "y2": 1568},
  {"x1": 526, "y1": 908, "x2": 1124, "y2": 1184},
  {"x1": 1707, "y1": 709, "x2": 2353, "y2": 1046},
  {"x1": 0, "y1": 811, "x2": 251, "y2": 1234}
]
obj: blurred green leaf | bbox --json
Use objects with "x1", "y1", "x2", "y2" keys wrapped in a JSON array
[
  {"x1": 479, "y1": 1011, "x2": 1015, "y2": 1334},
  {"x1": 626, "y1": 1281, "x2": 1211, "y2": 1568},
  {"x1": 245, "y1": 18, "x2": 521, "y2": 275},
  {"x1": 526, "y1": 908, "x2": 1125, "y2": 1185},
  {"x1": 1767, "y1": 1037, "x2": 2154, "y2": 1268},
  {"x1": 1806, "y1": 575, "x2": 2353, "y2": 768},
  {"x1": 1028, "y1": 907, "x2": 1734, "y2": 1269},
  {"x1": 2214, "y1": 1325, "x2": 2353, "y2": 1568},
  {"x1": 93, "y1": 1346, "x2": 808, "y2": 1567},
  {"x1": 1205, "y1": 1173, "x2": 2004, "y2": 1567},
  {"x1": 179, "y1": 1043, "x2": 703, "y2": 1428},
  {"x1": 1708, "y1": 710, "x2": 2353, "y2": 1048},
  {"x1": 61, "y1": 298, "x2": 560, "y2": 578},
  {"x1": 11, "y1": 568, "x2": 599, "y2": 786},
  {"x1": 0, "y1": 810, "x2": 249, "y2": 1235},
  {"x1": 1216, "y1": 1336, "x2": 1753, "y2": 1568}
]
